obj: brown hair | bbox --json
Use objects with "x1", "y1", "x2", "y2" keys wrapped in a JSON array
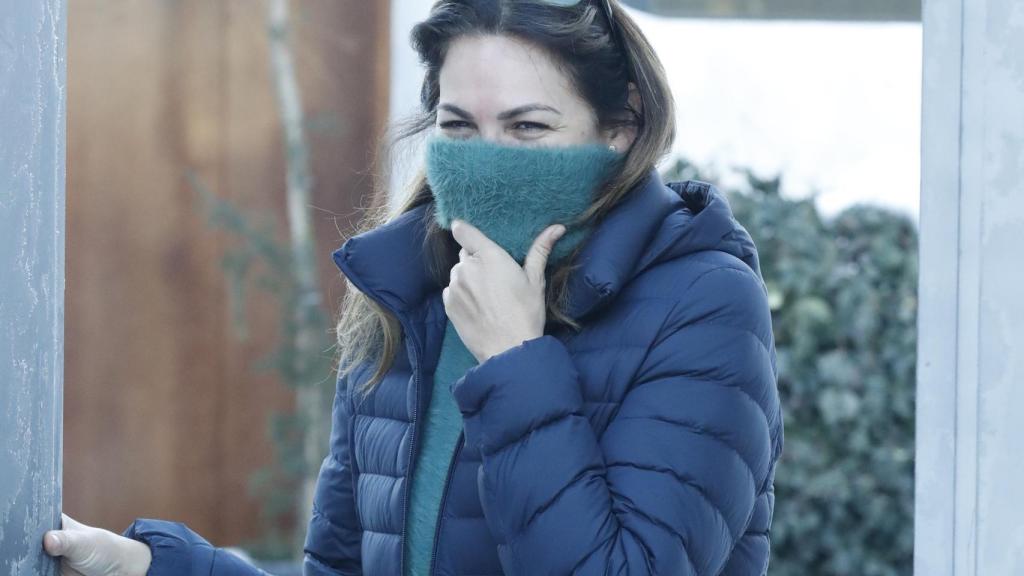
[{"x1": 335, "y1": 0, "x2": 676, "y2": 400}]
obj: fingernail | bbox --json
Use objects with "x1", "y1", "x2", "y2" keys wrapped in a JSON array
[{"x1": 45, "y1": 532, "x2": 61, "y2": 552}]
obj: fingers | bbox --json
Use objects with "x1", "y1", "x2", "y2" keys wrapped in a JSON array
[
  {"x1": 445, "y1": 258, "x2": 477, "y2": 309},
  {"x1": 43, "y1": 514, "x2": 150, "y2": 576},
  {"x1": 43, "y1": 513, "x2": 67, "y2": 558},
  {"x1": 62, "y1": 514, "x2": 82, "y2": 530},
  {"x1": 523, "y1": 224, "x2": 565, "y2": 286},
  {"x1": 43, "y1": 531, "x2": 63, "y2": 556},
  {"x1": 44, "y1": 529, "x2": 85, "y2": 560},
  {"x1": 44, "y1": 514, "x2": 80, "y2": 557},
  {"x1": 444, "y1": 259, "x2": 460, "y2": 309},
  {"x1": 451, "y1": 219, "x2": 495, "y2": 255},
  {"x1": 42, "y1": 514, "x2": 89, "y2": 562}
]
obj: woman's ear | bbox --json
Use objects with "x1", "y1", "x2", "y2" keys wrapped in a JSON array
[{"x1": 604, "y1": 81, "x2": 642, "y2": 153}]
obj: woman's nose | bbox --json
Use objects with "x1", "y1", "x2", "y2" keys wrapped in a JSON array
[{"x1": 477, "y1": 126, "x2": 515, "y2": 146}]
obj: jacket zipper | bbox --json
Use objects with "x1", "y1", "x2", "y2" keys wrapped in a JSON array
[{"x1": 429, "y1": 430, "x2": 465, "y2": 575}]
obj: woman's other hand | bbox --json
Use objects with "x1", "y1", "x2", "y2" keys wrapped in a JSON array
[{"x1": 42, "y1": 513, "x2": 152, "y2": 576}]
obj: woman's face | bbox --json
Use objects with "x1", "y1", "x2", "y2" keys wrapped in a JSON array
[{"x1": 436, "y1": 34, "x2": 634, "y2": 150}]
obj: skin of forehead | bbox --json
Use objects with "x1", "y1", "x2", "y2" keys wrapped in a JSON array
[{"x1": 437, "y1": 34, "x2": 602, "y2": 145}]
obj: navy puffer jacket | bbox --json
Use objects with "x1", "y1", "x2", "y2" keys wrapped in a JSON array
[{"x1": 124, "y1": 169, "x2": 783, "y2": 576}]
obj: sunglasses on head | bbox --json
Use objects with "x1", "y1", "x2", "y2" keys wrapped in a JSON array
[{"x1": 535, "y1": 0, "x2": 623, "y2": 50}]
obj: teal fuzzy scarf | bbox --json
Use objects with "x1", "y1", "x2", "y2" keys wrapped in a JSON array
[{"x1": 424, "y1": 134, "x2": 625, "y2": 266}]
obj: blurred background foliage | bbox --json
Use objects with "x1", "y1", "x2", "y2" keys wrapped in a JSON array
[
  {"x1": 663, "y1": 158, "x2": 917, "y2": 576},
  {"x1": 192, "y1": 168, "x2": 334, "y2": 563}
]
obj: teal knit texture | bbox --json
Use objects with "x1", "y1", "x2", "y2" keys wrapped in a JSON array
[
  {"x1": 404, "y1": 320, "x2": 477, "y2": 576},
  {"x1": 424, "y1": 134, "x2": 624, "y2": 266}
]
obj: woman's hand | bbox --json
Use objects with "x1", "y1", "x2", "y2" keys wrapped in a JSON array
[
  {"x1": 42, "y1": 513, "x2": 152, "y2": 576},
  {"x1": 444, "y1": 218, "x2": 566, "y2": 363}
]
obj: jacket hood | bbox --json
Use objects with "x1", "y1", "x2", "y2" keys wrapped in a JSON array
[{"x1": 332, "y1": 168, "x2": 761, "y2": 323}]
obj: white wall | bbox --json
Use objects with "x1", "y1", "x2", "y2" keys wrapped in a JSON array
[
  {"x1": 388, "y1": 0, "x2": 432, "y2": 212},
  {"x1": 627, "y1": 9, "x2": 922, "y2": 219},
  {"x1": 915, "y1": 0, "x2": 1024, "y2": 574}
]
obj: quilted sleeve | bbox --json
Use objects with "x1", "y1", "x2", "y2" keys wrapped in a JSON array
[
  {"x1": 303, "y1": 371, "x2": 364, "y2": 575},
  {"x1": 121, "y1": 519, "x2": 267, "y2": 576},
  {"x1": 450, "y1": 264, "x2": 779, "y2": 575}
]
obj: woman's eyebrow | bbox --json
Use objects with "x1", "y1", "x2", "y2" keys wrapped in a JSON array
[
  {"x1": 438, "y1": 103, "x2": 562, "y2": 120},
  {"x1": 497, "y1": 104, "x2": 562, "y2": 119}
]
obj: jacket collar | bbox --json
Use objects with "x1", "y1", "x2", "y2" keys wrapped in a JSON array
[{"x1": 331, "y1": 168, "x2": 760, "y2": 325}]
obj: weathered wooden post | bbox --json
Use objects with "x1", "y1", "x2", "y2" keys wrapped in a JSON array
[{"x1": 0, "y1": 1, "x2": 66, "y2": 574}]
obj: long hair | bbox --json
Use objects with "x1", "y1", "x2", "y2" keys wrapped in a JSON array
[{"x1": 335, "y1": 0, "x2": 676, "y2": 400}]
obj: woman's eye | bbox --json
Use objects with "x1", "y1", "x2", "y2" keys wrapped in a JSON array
[
  {"x1": 438, "y1": 120, "x2": 548, "y2": 133},
  {"x1": 513, "y1": 121, "x2": 548, "y2": 132}
]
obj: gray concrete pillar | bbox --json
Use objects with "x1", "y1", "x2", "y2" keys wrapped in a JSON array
[
  {"x1": 916, "y1": 0, "x2": 1024, "y2": 574},
  {"x1": 0, "y1": 1, "x2": 67, "y2": 574}
]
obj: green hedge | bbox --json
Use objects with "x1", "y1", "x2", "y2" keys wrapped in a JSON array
[{"x1": 662, "y1": 160, "x2": 917, "y2": 575}]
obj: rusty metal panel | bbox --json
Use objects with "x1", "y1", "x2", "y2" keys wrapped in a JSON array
[{"x1": 62, "y1": 0, "x2": 388, "y2": 551}]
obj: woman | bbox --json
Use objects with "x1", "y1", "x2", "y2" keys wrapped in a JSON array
[{"x1": 44, "y1": 1, "x2": 783, "y2": 575}]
